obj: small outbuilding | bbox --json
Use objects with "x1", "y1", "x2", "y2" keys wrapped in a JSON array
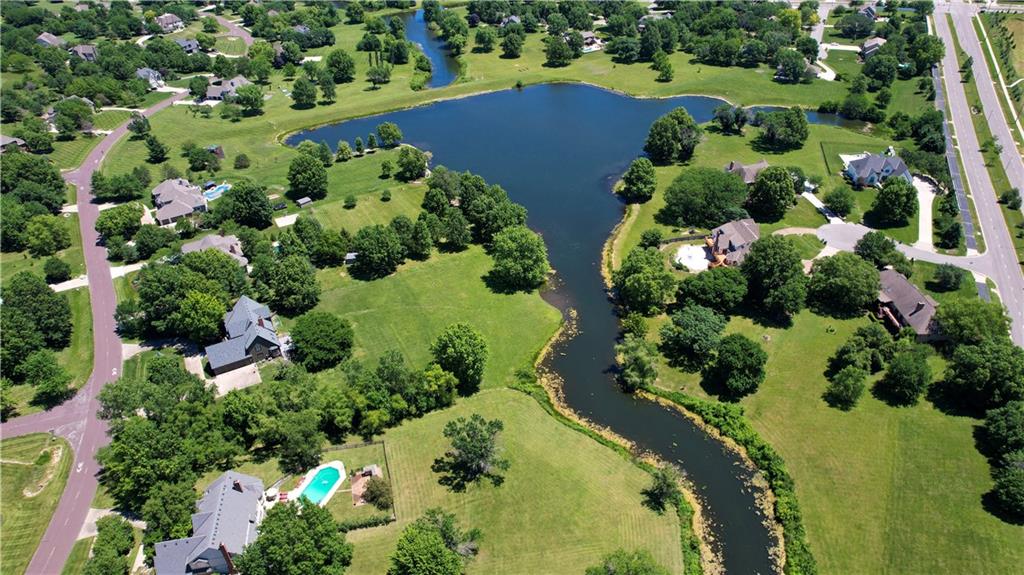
[{"x1": 297, "y1": 197, "x2": 313, "y2": 208}]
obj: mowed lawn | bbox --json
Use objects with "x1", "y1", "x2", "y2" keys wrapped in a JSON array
[
  {"x1": 1, "y1": 214, "x2": 86, "y2": 286},
  {"x1": 277, "y1": 246, "x2": 561, "y2": 389},
  {"x1": 1, "y1": 433, "x2": 73, "y2": 575},
  {"x1": 653, "y1": 307, "x2": 1024, "y2": 574},
  {"x1": 344, "y1": 389, "x2": 684, "y2": 574}
]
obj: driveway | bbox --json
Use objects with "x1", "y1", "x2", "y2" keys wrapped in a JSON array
[{"x1": 912, "y1": 177, "x2": 937, "y2": 251}]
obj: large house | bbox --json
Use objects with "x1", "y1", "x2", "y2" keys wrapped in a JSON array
[
  {"x1": 153, "y1": 471, "x2": 265, "y2": 575},
  {"x1": 176, "y1": 38, "x2": 201, "y2": 55},
  {"x1": 152, "y1": 178, "x2": 207, "y2": 225},
  {"x1": 725, "y1": 159, "x2": 769, "y2": 185},
  {"x1": 845, "y1": 153, "x2": 912, "y2": 187},
  {"x1": 68, "y1": 44, "x2": 98, "y2": 62},
  {"x1": 861, "y1": 37, "x2": 887, "y2": 59},
  {"x1": 156, "y1": 13, "x2": 185, "y2": 34},
  {"x1": 136, "y1": 67, "x2": 164, "y2": 89},
  {"x1": 706, "y1": 218, "x2": 760, "y2": 267},
  {"x1": 859, "y1": 3, "x2": 878, "y2": 20},
  {"x1": 181, "y1": 234, "x2": 248, "y2": 267},
  {"x1": 36, "y1": 32, "x2": 66, "y2": 48},
  {"x1": 1, "y1": 135, "x2": 27, "y2": 153},
  {"x1": 205, "y1": 296, "x2": 282, "y2": 375},
  {"x1": 877, "y1": 269, "x2": 941, "y2": 341},
  {"x1": 205, "y1": 76, "x2": 251, "y2": 101}
]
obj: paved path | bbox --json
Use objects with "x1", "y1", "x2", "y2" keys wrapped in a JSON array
[
  {"x1": 213, "y1": 15, "x2": 254, "y2": 47},
  {"x1": 51, "y1": 275, "x2": 89, "y2": 292},
  {"x1": 1, "y1": 90, "x2": 187, "y2": 575},
  {"x1": 936, "y1": 4, "x2": 1024, "y2": 346}
]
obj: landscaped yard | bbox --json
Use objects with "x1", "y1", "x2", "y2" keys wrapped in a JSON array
[
  {"x1": 1, "y1": 433, "x2": 73, "y2": 575},
  {"x1": 1, "y1": 214, "x2": 85, "y2": 286}
]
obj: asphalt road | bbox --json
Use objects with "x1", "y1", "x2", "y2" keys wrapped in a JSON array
[
  {"x1": 935, "y1": 4, "x2": 1024, "y2": 346},
  {"x1": 0, "y1": 91, "x2": 187, "y2": 574},
  {"x1": 214, "y1": 14, "x2": 254, "y2": 47}
]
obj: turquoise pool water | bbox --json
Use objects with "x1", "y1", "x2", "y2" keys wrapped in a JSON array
[
  {"x1": 203, "y1": 183, "x2": 230, "y2": 200},
  {"x1": 300, "y1": 466, "x2": 340, "y2": 505}
]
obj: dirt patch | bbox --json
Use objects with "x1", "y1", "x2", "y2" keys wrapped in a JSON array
[{"x1": 22, "y1": 444, "x2": 63, "y2": 498}]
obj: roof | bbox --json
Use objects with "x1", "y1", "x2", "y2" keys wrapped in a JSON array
[
  {"x1": 500, "y1": 15, "x2": 520, "y2": 26},
  {"x1": 725, "y1": 159, "x2": 769, "y2": 185},
  {"x1": 878, "y1": 269, "x2": 938, "y2": 335},
  {"x1": 155, "y1": 201, "x2": 199, "y2": 222},
  {"x1": 224, "y1": 295, "x2": 272, "y2": 339},
  {"x1": 862, "y1": 37, "x2": 887, "y2": 49},
  {"x1": 1, "y1": 135, "x2": 26, "y2": 147},
  {"x1": 36, "y1": 32, "x2": 65, "y2": 46},
  {"x1": 292, "y1": 24, "x2": 310, "y2": 33},
  {"x1": 205, "y1": 296, "x2": 280, "y2": 371},
  {"x1": 154, "y1": 471, "x2": 264, "y2": 575},
  {"x1": 206, "y1": 75, "x2": 251, "y2": 99},
  {"x1": 710, "y1": 218, "x2": 760, "y2": 265},
  {"x1": 181, "y1": 234, "x2": 248, "y2": 266},
  {"x1": 68, "y1": 44, "x2": 98, "y2": 59},
  {"x1": 175, "y1": 38, "x2": 200, "y2": 52},
  {"x1": 847, "y1": 153, "x2": 910, "y2": 182},
  {"x1": 156, "y1": 13, "x2": 183, "y2": 27},
  {"x1": 153, "y1": 178, "x2": 203, "y2": 206},
  {"x1": 136, "y1": 67, "x2": 162, "y2": 80}
]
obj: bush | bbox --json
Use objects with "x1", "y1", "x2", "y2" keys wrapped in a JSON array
[
  {"x1": 344, "y1": 194, "x2": 357, "y2": 209},
  {"x1": 44, "y1": 257, "x2": 72, "y2": 283},
  {"x1": 933, "y1": 263, "x2": 964, "y2": 292},
  {"x1": 362, "y1": 476, "x2": 393, "y2": 511},
  {"x1": 824, "y1": 365, "x2": 867, "y2": 410},
  {"x1": 824, "y1": 185, "x2": 855, "y2": 217},
  {"x1": 1001, "y1": 188, "x2": 1022, "y2": 210},
  {"x1": 234, "y1": 153, "x2": 250, "y2": 169},
  {"x1": 290, "y1": 311, "x2": 354, "y2": 372},
  {"x1": 703, "y1": 333, "x2": 767, "y2": 398}
]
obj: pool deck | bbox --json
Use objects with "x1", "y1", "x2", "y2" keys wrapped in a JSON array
[{"x1": 287, "y1": 460, "x2": 346, "y2": 507}]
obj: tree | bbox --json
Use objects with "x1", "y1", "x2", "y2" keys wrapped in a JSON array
[
  {"x1": 396, "y1": 146, "x2": 428, "y2": 181},
  {"x1": 319, "y1": 72, "x2": 336, "y2": 103},
  {"x1": 363, "y1": 476, "x2": 393, "y2": 511},
  {"x1": 758, "y1": 107, "x2": 809, "y2": 150},
  {"x1": 704, "y1": 333, "x2": 768, "y2": 398},
  {"x1": 544, "y1": 36, "x2": 573, "y2": 67},
  {"x1": 336, "y1": 141, "x2": 353, "y2": 162},
  {"x1": 612, "y1": 247, "x2": 676, "y2": 315},
  {"x1": 807, "y1": 253, "x2": 880, "y2": 317},
  {"x1": 838, "y1": 13, "x2": 874, "y2": 38},
  {"x1": 748, "y1": 166, "x2": 795, "y2": 221},
  {"x1": 935, "y1": 299, "x2": 1010, "y2": 346},
  {"x1": 615, "y1": 335, "x2": 658, "y2": 393},
  {"x1": 219, "y1": 180, "x2": 274, "y2": 229},
  {"x1": 475, "y1": 27, "x2": 496, "y2": 52},
  {"x1": 877, "y1": 348, "x2": 932, "y2": 406},
  {"x1": 643, "y1": 108, "x2": 702, "y2": 164},
  {"x1": 933, "y1": 263, "x2": 964, "y2": 292},
  {"x1": 83, "y1": 546, "x2": 127, "y2": 575},
  {"x1": 95, "y1": 203, "x2": 143, "y2": 240},
  {"x1": 1001, "y1": 188, "x2": 1022, "y2": 210},
  {"x1": 141, "y1": 481, "x2": 196, "y2": 559},
  {"x1": 133, "y1": 224, "x2": 176, "y2": 260},
  {"x1": 641, "y1": 467, "x2": 682, "y2": 513},
  {"x1": 639, "y1": 229, "x2": 664, "y2": 249},
  {"x1": 676, "y1": 266, "x2": 748, "y2": 314},
  {"x1": 853, "y1": 230, "x2": 912, "y2": 276},
  {"x1": 824, "y1": 365, "x2": 868, "y2": 410},
  {"x1": 367, "y1": 64, "x2": 392, "y2": 88},
  {"x1": 431, "y1": 324, "x2": 488, "y2": 394},
  {"x1": 278, "y1": 410, "x2": 325, "y2": 474},
  {"x1": 864, "y1": 54, "x2": 899, "y2": 88},
  {"x1": 983, "y1": 401, "x2": 1024, "y2": 459},
  {"x1": 326, "y1": 48, "x2": 356, "y2": 83},
  {"x1": 380, "y1": 159, "x2": 394, "y2": 179},
  {"x1": 945, "y1": 339, "x2": 1024, "y2": 410},
  {"x1": 442, "y1": 209, "x2": 472, "y2": 251},
  {"x1": 288, "y1": 153, "x2": 328, "y2": 200},
  {"x1": 235, "y1": 84, "x2": 264, "y2": 115},
  {"x1": 351, "y1": 224, "x2": 404, "y2": 279},
  {"x1": 267, "y1": 255, "x2": 320, "y2": 314},
  {"x1": 432, "y1": 414, "x2": 509, "y2": 490},
  {"x1": 659, "y1": 304, "x2": 727, "y2": 372},
  {"x1": 291, "y1": 77, "x2": 317, "y2": 108},
  {"x1": 145, "y1": 135, "x2": 168, "y2": 163},
  {"x1": 4, "y1": 271, "x2": 73, "y2": 348},
  {"x1": 25, "y1": 215, "x2": 71, "y2": 257},
  {"x1": 992, "y1": 462, "x2": 1024, "y2": 521},
  {"x1": 236, "y1": 501, "x2": 353, "y2": 575},
  {"x1": 775, "y1": 48, "x2": 806, "y2": 83},
  {"x1": 620, "y1": 158, "x2": 657, "y2": 203},
  {"x1": 824, "y1": 185, "x2": 855, "y2": 217},
  {"x1": 871, "y1": 177, "x2": 917, "y2": 225},
  {"x1": 659, "y1": 167, "x2": 748, "y2": 228},
  {"x1": 407, "y1": 219, "x2": 433, "y2": 260},
  {"x1": 389, "y1": 511, "x2": 468, "y2": 575},
  {"x1": 377, "y1": 122, "x2": 403, "y2": 148},
  {"x1": 742, "y1": 236, "x2": 808, "y2": 317},
  {"x1": 290, "y1": 312, "x2": 354, "y2": 372},
  {"x1": 713, "y1": 104, "x2": 748, "y2": 134},
  {"x1": 501, "y1": 32, "x2": 523, "y2": 58},
  {"x1": 19, "y1": 350, "x2": 73, "y2": 407},
  {"x1": 127, "y1": 113, "x2": 150, "y2": 138},
  {"x1": 44, "y1": 257, "x2": 72, "y2": 284},
  {"x1": 488, "y1": 226, "x2": 549, "y2": 291},
  {"x1": 910, "y1": 34, "x2": 945, "y2": 74},
  {"x1": 586, "y1": 549, "x2": 670, "y2": 575},
  {"x1": 172, "y1": 290, "x2": 225, "y2": 343}
]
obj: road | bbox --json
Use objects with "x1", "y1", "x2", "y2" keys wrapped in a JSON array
[
  {"x1": 934, "y1": 4, "x2": 1024, "y2": 346},
  {"x1": 0, "y1": 92, "x2": 185, "y2": 574},
  {"x1": 213, "y1": 14, "x2": 253, "y2": 47}
]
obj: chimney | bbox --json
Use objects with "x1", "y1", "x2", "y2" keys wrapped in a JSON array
[
  {"x1": 914, "y1": 301, "x2": 926, "y2": 313},
  {"x1": 232, "y1": 480, "x2": 243, "y2": 493},
  {"x1": 220, "y1": 543, "x2": 237, "y2": 574}
]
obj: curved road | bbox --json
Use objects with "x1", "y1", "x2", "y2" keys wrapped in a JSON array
[
  {"x1": 0, "y1": 91, "x2": 186, "y2": 574},
  {"x1": 213, "y1": 14, "x2": 253, "y2": 47}
]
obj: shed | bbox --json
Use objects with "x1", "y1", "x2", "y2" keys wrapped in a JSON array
[{"x1": 297, "y1": 197, "x2": 313, "y2": 208}]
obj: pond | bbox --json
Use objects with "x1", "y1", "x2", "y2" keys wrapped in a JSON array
[
  {"x1": 288, "y1": 83, "x2": 832, "y2": 573},
  {"x1": 397, "y1": 9, "x2": 460, "y2": 89}
]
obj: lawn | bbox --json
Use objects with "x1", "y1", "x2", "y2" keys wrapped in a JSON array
[
  {"x1": 825, "y1": 49, "x2": 862, "y2": 80},
  {"x1": 785, "y1": 233, "x2": 826, "y2": 260},
  {"x1": 279, "y1": 246, "x2": 561, "y2": 389},
  {"x1": 92, "y1": 110, "x2": 132, "y2": 131},
  {"x1": 214, "y1": 36, "x2": 247, "y2": 56},
  {"x1": 60, "y1": 538, "x2": 94, "y2": 575},
  {"x1": 0, "y1": 433, "x2": 73, "y2": 575},
  {"x1": 4, "y1": 287, "x2": 93, "y2": 418},
  {"x1": 1, "y1": 215, "x2": 86, "y2": 286},
  {"x1": 49, "y1": 136, "x2": 103, "y2": 171}
]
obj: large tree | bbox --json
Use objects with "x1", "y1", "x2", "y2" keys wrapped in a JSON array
[
  {"x1": 432, "y1": 413, "x2": 509, "y2": 490},
  {"x1": 236, "y1": 501, "x2": 353, "y2": 575},
  {"x1": 3, "y1": 271, "x2": 72, "y2": 348},
  {"x1": 141, "y1": 481, "x2": 196, "y2": 559},
  {"x1": 871, "y1": 177, "x2": 917, "y2": 225},
  {"x1": 935, "y1": 299, "x2": 1011, "y2": 346},
  {"x1": 488, "y1": 225, "x2": 549, "y2": 291},
  {"x1": 659, "y1": 304, "x2": 727, "y2": 372},
  {"x1": 290, "y1": 312, "x2": 355, "y2": 372},
  {"x1": 643, "y1": 108, "x2": 702, "y2": 164},
  {"x1": 396, "y1": 146, "x2": 428, "y2": 181},
  {"x1": 878, "y1": 347, "x2": 932, "y2": 406},
  {"x1": 351, "y1": 224, "x2": 405, "y2": 279},
  {"x1": 287, "y1": 153, "x2": 328, "y2": 200},
  {"x1": 619, "y1": 157, "x2": 657, "y2": 203},
  {"x1": 615, "y1": 335, "x2": 658, "y2": 393},
  {"x1": 676, "y1": 265, "x2": 748, "y2": 314},
  {"x1": 945, "y1": 339, "x2": 1024, "y2": 410},
  {"x1": 95, "y1": 203, "x2": 143, "y2": 239},
  {"x1": 807, "y1": 252, "x2": 880, "y2": 317},
  {"x1": 748, "y1": 166, "x2": 795, "y2": 221},
  {"x1": 172, "y1": 290, "x2": 225, "y2": 343},
  {"x1": 612, "y1": 247, "x2": 677, "y2": 316},
  {"x1": 430, "y1": 323, "x2": 488, "y2": 394},
  {"x1": 389, "y1": 509, "x2": 478, "y2": 575},
  {"x1": 266, "y1": 255, "x2": 320, "y2": 315},
  {"x1": 585, "y1": 549, "x2": 670, "y2": 575},
  {"x1": 704, "y1": 333, "x2": 768, "y2": 398},
  {"x1": 741, "y1": 236, "x2": 808, "y2": 317},
  {"x1": 758, "y1": 107, "x2": 808, "y2": 150},
  {"x1": 659, "y1": 167, "x2": 748, "y2": 228}
]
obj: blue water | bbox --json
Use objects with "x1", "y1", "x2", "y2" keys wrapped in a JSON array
[
  {"x1": 399, "y1": 10, "x2": 459, "y2": 89},
  {"x1": 301, "y1": 466, "x2": 341, "y2": 505},
  {"x1": 204, "y1": 183, "x2": 231, "y2": 201}
]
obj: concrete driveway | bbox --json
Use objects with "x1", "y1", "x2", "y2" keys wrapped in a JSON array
[{"x1": 213, "y1": 364, "x2": 262, "y2": 396}]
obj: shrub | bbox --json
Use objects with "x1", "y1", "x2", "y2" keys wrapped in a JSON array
[
  {"x1": 362, "y1": 476, "x2": 393, "y2": 511},
  {"x1": 344, "y1": 194, "x2": 357, "y2": 209},
  {"x1": 44, "y1": 257, "x2": 72, "y2": 283},
  {"x1": 824, "y1": 365, "x2": 867, "y2": 410},
  {"x1": 234, "y1": 153, "x2": 250, "y2": 169}
]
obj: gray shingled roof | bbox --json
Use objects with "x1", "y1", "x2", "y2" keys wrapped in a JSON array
[
  {"x1": 878, "y1": 269, "x2": 938, "y2": 336},
  {"x1": 205, "y1": 296, "x2": 280, "y2": 372},
  {"x1": 181, "y1": 234, "x2": 249, "y2": 266},
  {"x1": 206, "y1": 76, "x2": 251, "y2": 100},
  {"x1": 725, "y1": 159, "x2": 769, "y2": 185},
  {"x1": 36, "y1": 32, "x2": 65, "y2": 47},
  {"x1": 153, "y1": 470, "x2": 264, "y2": 575},
  {"x1": 175, "y1": 38, "x2": 200, "y2": 53},
  {"x1": 225, "y1": 296, "x2": 272, "y2": 339},
  {"x1": 847, "y1": 154, "x2": 910, "y2": 183},
  {"x1": 710, "y1": 218, "x2": 760, "y2": 265}
]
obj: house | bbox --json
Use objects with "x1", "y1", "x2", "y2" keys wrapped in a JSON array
[
  {"x1": 845, "y1": 153, "x2": 912, "y2": 187},
  {"x1": 153, "y1": 471, "x2": 265, "y2": 575},
  {"x1": 725, "y1": 159, "x2": 769, "y2": 185},
  {"x1": 706, "y1": 218, "x2": 759, "y2": 267},
  {"x1": 68, "y1": 44, "x2": 98, "y2": 62},
  {"x1": 155, "y1": 13, "x2": 185, "y2": 33},
  {"x1": 74, "y1": 3, "x2": 91, "y2": 12},
  {"x1": 499, "y1": 15, "x2": 521, "y2": 28},
  {"x1": 205, "y1": 75, "x2": 251, "y2": 101},
  {"x1": 292, "y1": 24, "x2": 310, "y2": 34},
  {"x1": 271, "y1": 42, "x2": 286, "y2": 67},
  {"x1": 181, "y1": 234, "x2": 248, "y2": 267},
  {"x1": 136, "y1": 67, "x2": 164, "y2": 89},
  {"x1": 580, "y1": 31, "x2": 603, "y2": 52},
  {"x1": 0, "y1": 135, "x2": 27, "y2": 153},
  {"x1": 204, "y1": 296, "x2": 282, "y2": 375},
  {"x1": 859, "y1": 4, "x2": 878, "y2": 20},
  {"x1": 176, "y1": 38, "x2": 201, "y2": 55},
  {"x1": 877, "y1": 269, "x2": 941, "y2": 341},
  {"x1": 861, "y1": 37, "x2": 887, "y2": 59},
  {"x1": 152, "y1": 178, "x2": 207, "y2": 225},
  {"x1": 36, "y1": 32, "x2": 66, "y2": 48},
  {"x1": 638, "y1": 12, "x2": 673, "y2": 31}
]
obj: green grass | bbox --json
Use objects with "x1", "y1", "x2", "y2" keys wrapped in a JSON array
[
  {"x1": 60, "y1": 537, "x2": 94, "y2": 575},
  {"x1": 650, "y1": 307, "x2": 1024, "y2": 574},
  {"x1": 760, "y1": 197, "x2": 828, "y2": 235},
  {"x1": 92, "y1": 110, "x2": 132, "y2": 131},
  {"x1": 122, "y1": 348, "x2": 184, "y2": 382},
  {"x1": 825, "y1": 50, "x2": 862, "y2": 80},
  {"x1": 784, "y1": 233, "x2": 826, "y2": 260},
  {"x1": 338, "y1": 389, "x2": 684, "y2": 574},
  {"x1": 1, "y1": 215, "x2": 85, "y2": 286},
  {"x1": 49, "y1": 136, "x2": 103, "y2": 171},
  {"x1": 4, "y1": 288, "x2": 93, "y2": 418},
  {"x1": 214, "y1": 36, "x2": 247, "y2": 56},
  {"x1": 280, "y1": 246, "x2": 561, "y2": 389},
  {"x1": 0, "y1": 434, "x2": 73, "y2": 575},
  {"x1": 910, "y1": 260, "x2": 979, "y2": 305}
]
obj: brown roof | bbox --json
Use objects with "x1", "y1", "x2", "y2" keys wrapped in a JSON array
[
  {"x1": 725, "y1": 159, "x2": 769, "y2": 185},
  {"x1": 878, "y1": 269, "x2": 938, "y2": 336},
  {"x1": 709, "y1": 218, "x2": 759, "y2": 266}
]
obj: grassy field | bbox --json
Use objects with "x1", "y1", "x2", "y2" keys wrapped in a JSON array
[
  {"x1": 49, "y1": 136, "x2": 103, "y2": 170},
  {"x1": 0, "y1": 434, "x2": 73, "y2": 575},
  {"x1": 60, "y1": 537, "x2": 94, "y2": 575},
  {"x1": 214, "y1": 36, "x2": 247, "y2": 57},
  {"x1": 92, "y1": 110, "x2": 132, "y2": 131},
  {"x1": 5, "y1": 287, "x2": 93, "y2": 418},
  {"x1": 1, "y1": 214, "x2": 85, "y2": 286}
]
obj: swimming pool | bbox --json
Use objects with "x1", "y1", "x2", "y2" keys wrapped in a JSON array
[
  {"x1": 203, "y1": 183, "x2": 231, "y2": 201},
  {"x1": 295, "y1": 461, "x2": 344, "y2": 506}
]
